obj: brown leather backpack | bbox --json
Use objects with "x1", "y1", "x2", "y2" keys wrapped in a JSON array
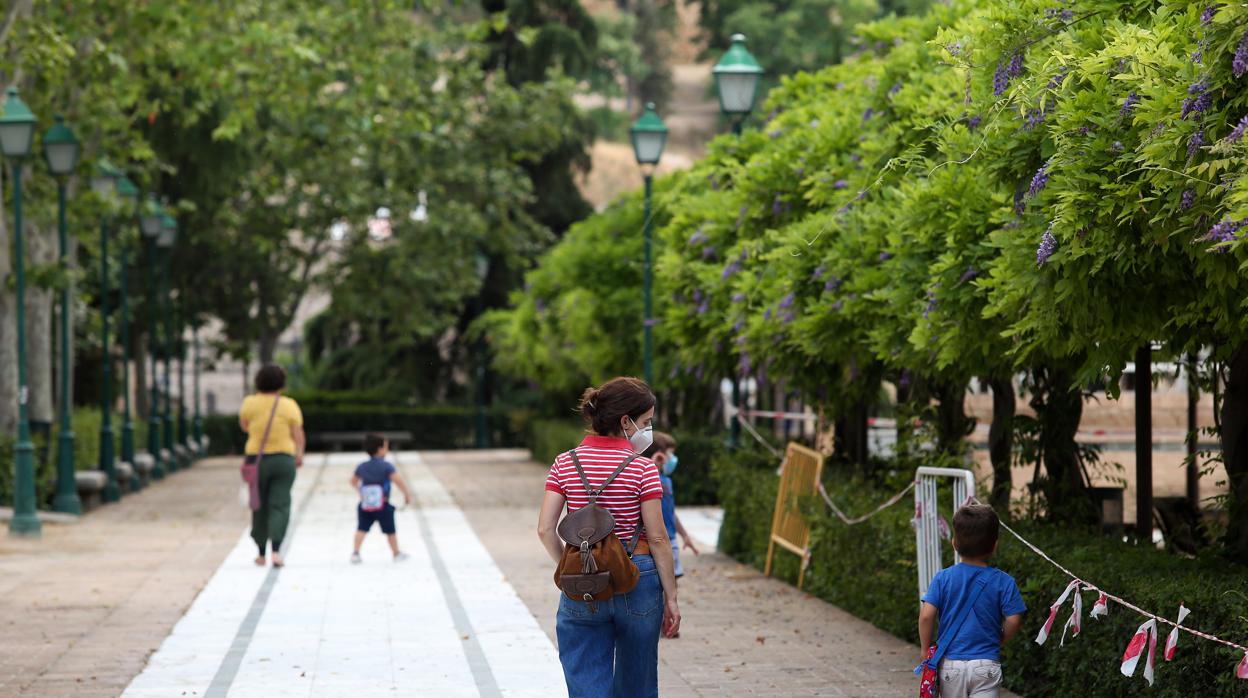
[{"x1": 553, "y1": 452, "x2": 643, "y2": 611}]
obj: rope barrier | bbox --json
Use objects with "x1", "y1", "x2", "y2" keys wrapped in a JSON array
[
  {"x1": 967, "y1": 497, "x2": 1248, "y2": 654},
  {"x1": 734, "y1": 409, "x2": 783, "y2": 458},
  {"x1": 817, "y1": 480, "x2": 915, "y2": 525}
]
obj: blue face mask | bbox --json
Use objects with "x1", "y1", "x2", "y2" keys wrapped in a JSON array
[{"x1": 662, "y1": 453, "x2": 679, "y2": 476}]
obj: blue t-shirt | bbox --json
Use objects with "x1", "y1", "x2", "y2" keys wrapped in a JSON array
[
  {"x1": 354, "y1": 457, "x2": 396, "y2": 497},
  {"x1": 659, "y1": 474, "x2": 677, "y2": 539},
  {"x1": 921, "y1": 563, "x2": 1026, "y2": 661}
]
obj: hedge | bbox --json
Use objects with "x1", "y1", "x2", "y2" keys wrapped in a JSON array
[
  {"x1": 713, "y1": 451, "x2": 1248, "y2": 697},
  {"x1": 528, "y1": 418, "x2": 725, "y2": 506}
]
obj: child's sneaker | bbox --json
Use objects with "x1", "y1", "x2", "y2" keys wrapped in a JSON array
[
  {"x1": 393, "y1": 552, "x2": 410, "y2": 563},
  {"x1": 350, "y1": 552, "x2": 362, "y2": 564}
]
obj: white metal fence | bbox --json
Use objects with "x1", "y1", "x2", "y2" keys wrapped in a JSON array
[{"x1": 914, "y1": 466, "x2": 976, "y2": 597}]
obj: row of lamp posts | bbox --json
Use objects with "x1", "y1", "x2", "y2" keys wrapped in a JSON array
[
  {"x1": 3, "y1": 88, "x2": 201, "y2": 537},
  {"x1": 628, "y1": 34, "x2": 763, "y2": 447}
]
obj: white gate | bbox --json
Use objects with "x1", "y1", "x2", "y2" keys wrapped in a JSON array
[{"x1": 914, "y1": 467, "x2": 976, "y2": 597}]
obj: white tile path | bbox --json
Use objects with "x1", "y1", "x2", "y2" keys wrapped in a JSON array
[{"x1": 123, "y1": 452, "x2": 566, "y2": 698}]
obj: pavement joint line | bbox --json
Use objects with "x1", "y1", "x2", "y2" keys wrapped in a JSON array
[
  {"x1": 204, "y1": 453, "x2": 328, "y2": 698},
  {"x1": 400, "y1": 451, "x2": 504, "y2": 698}
]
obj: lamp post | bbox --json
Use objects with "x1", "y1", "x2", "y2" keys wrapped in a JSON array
[
  {"x1": 92, "y1": 160, "x2": 123, "y2": 503},
  {"x1": 714, "y1": 35, "x2": 762, "y2": 445},
  {"x1": 629, "y1": 103, "x2": 667, "y2": 387},
  {"x1": 140, "y1": 197, "x2": 166, "y2": 478},
  {"x1": 474, "y1": 253, "x2": 490, "y2": 449},
  {"x1": 713, "y1": 33, "x2": 765, "y2": 136},
  {"x1": 2, "y1": 87, "x2": 41, "y2": 536},
  {"x1": 177, "y1": 322, "x2": 188, "y2": 450},
  {"x1": 158, "y1": 214, "x2": 177, "y2": 467},
  {"x1": 192, "y1": 327, "x2": 203, "y2": 454},
  {"x1": 117, "y1": 176, "x2": 139, "y2": 489},
  {"x1": 44, "y1": 116, "x2": 83, "y2": 514}
]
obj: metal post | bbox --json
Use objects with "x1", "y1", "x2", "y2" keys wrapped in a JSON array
[
  {"x1": 99, "y1": 218, "x2": 120, "y2": 502},
  {"x1": 120, "y1": 233, "x2": 138, "y2": 490},
  {"x1": 147, "y1": 238, "x2": 165, "y2": 479},
  {"x1": 161, "y1": 250, "x2": 174, "y2": 464},
  {"x1": 9, "y1": 163, "x2": 41, "y2": 537},
  {"x1": 178, "y1": 324, "x2": 188, "y2": 448},
  {"x1": 1186, "y1": 353, "x2": 1200, "y2": 508},
  {"x1": 193, "y1": 328, "x2": 203, "y2": 453},
  {"x1": 52, "y1": 182, "x2": 81, "y2": 513},
  {"x1": 642, "y1": 174, "x2": 654, "y2": 386},
  {"x1": 730, "y1": 379, "x2": 741, "y2": 448},
  {"x1": 1135, "y1": 345, "x2": 1153, "y2": 541}
]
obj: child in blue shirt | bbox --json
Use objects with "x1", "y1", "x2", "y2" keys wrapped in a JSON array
[
  {"x1": 350, "y1": 434, "x2": 413, "y2": 564},
  {"x1": 918, "y1": 504, "x2": 1025, "y2": 697},
  {"x1": 644, "y1": 433, "x2": 699, "y2": 582}
]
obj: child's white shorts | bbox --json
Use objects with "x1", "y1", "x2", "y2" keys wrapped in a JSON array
[
  {"x1": 671, "y1": 542, "x2": 683, "y2": 577},
  {"x1": 939, "y1": 658, "x2": 1001, "y2": 698}
]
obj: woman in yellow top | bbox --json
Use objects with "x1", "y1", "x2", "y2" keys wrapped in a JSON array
[{"x1": 238, "y1": 364, "x2": 305, "y2": 567}]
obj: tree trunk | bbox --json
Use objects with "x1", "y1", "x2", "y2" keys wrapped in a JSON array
[
  {"x1": 934, "y1": 378, "x2": 975, "y2": 455},
  {"x1": 988, "y1": 375, "x2": 1016, "y2": 511},
  {"x1": 835, "y1": 397, "x2": 869, "y2": 467},
  {"x1": 27, "y1": 224, "x2": 54, "y2": 431},
  {"x1": 1036, "y1": 366, "x2": 1093, "y2": 523},
  {"x1": 135, "y1": 330, "x2": 148, "y2": 418},
  {"x1": 1135, "y1": 345, "x2": 1153, "y2": 541},
  {"x1": 258, "y1": 329, "x2": 276, "y2": 365},
  {"x1": 1220, "y1": 342, "x2": 1248, "y2": 562}
]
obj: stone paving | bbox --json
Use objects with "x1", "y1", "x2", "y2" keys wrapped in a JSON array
[{"x1": 1, "y1": 449, "x2": 1021, "y2": 697}]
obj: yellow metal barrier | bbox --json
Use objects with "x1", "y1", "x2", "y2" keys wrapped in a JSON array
[{"x1": 764, "y1": 442, "x2": 825, "y2": 589}]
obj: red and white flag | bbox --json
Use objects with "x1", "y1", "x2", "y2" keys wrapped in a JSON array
[
  {"x1": 1236, "y1": 652, "x2": 1248, "y2": 679},
  {"x1": 1090, "y1": 591, "x2": 1109, "y2": 619},
  {"x1": 1164, "y1": 604, "x2": 1191, "y2": 662},
  {"x1": 1035, "y1": 580, "x2": 1081, "y2": 646},
  {"x1": 1060, "y1": 585, "x2": 1084, "y2": 646},
  {"x1": 1121, "y1": 618, "x2": 1159, "y2": 686}
]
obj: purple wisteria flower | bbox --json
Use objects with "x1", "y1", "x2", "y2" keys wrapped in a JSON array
[
  {"x1": 692, "y1": 289, "x2": 703, "y2": 304},
  {"x1": 862, "y1": 108, "x2": 874, "y2": 123},
  {"x1": 1180, "y1": 188, "x2": 1196, "y2": 211},
  {"x1": 811, "y1": 264, "x2": 827, "y2": 281},
  {"x1": 1023, "y1": 108, "x2": 1046, "y2": 130},
  {"x1": 696, "y1": 300, "x2": 709, "y2": 315},
  {"x1": 772, "y1": 196, "x2": 784, "y2": 217},
  {"x1": 959, "y1": 266, "x2": 978, "y2": 283},
  {"x1": 1188, "y1": 129, "x2": 1206, "y2": 158},
  {"x1": 1014, "y1": 190, "x2": 1026, "y2": 216},
  {"x1": 889, "y1": 82, "x2": 902, "y2": 97},
  {"x1": 878, "y1": 251, "x2": 893, "y2": 261},
  {"x1": 1120, "y1": 92, "x2": 1139, "y2": 118},
  {"x1": 722, "y1": 260, "x2": 742, "y2": 279},
  {"x1": 994, "y1": 52, "x2": 1025, "y2": 96},
  {"x1": 1046, "y1": 67, "x2": 1068, "y2": 91},
  {"x1": 702, "y1": 245, "x2": 718, "y2": 260},
  {"x1": 1112, "y1": 140, "x2": 1125, "y2": 151},
  {"x1": 1233, "y1": 30, "x2": 1248, "y2": 78},
  {"x1": 967, "y1": 115, "x2": 982, "y2": 130},
  {"x1": 768, "y1": 129, "x2": 783, "y2": 140},
  {"x1": 1226, "y1": 114, "x2": 1248, "y2": 143},
  {"x1": 833, "y1": 179, "x2": 849, "y2": 190},
  {"x1": 689, "y1": 229, "x2": 708, "y2": 246},
  {"x1": 779, "y1": 293, "x2": 795, "y2": 309},
  {"x1": 1027, "y1": 163, "x2": 1050, "y2": 198},
  {"x1": 898, "y1": 371, "x2": 911, "y2": 391},
  {"x1": 731, "y1": 291, "x2": 745, "y2": 304},
  {"x1": 923, "y1": 289, "x2": 937, "y2": 318},
  {"x1": 736, "y1": 205, "x2": 748, "y2": 229},
  {"x1": 1205, "y1": 219, "x2": 1245, "y2": 250},
  {"x1": 1036, "y1": 225, "x2": 1057, "y2": 266},
  {"x1": 1181, "y1": 80, "x2": 1212, "y2": 119},
  {"x1": 1193, "y1": 49, "x2": 1204, "y2": 64},
  {"x1": 1201, "y1": 5, "x2": 1216, "y2": 24},
  {"x1": 763, "y1": 308, "x2": 772, "y2": 321},
  {"x1": 824, "y1": 276, "x2": 842, "y2": 292},
  {"x1": 781, "y1": 312, "x2": 795, "y2": 325},
  {"x1": 830, "y1": 300, "x2": 844, "y2": 312}
]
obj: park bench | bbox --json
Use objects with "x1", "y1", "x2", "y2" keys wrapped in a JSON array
[
  {"x1": 311, "y1": 430, "x2": 413, "y2": 452},
  {"x1": 74, "y1": 470, "x2": 108, "y2": 512},
  {"x1": 132, "y1": 453, "x2": 156, "y2": 487}
]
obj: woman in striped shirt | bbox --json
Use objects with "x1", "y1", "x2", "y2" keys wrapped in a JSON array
[{"x1": 538, "y1": 377, "x2": 680, "y2": 697}]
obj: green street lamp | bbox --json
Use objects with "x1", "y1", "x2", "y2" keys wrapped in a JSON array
[
  {"x1": 92, "y1": 160, "x2": 123, "y2": 503},
  {"x1": 192, "y1": 327, "x2": 203, "y2": 454},
  {"x1": 140, "y1": 197, "x2": 166, "y2": 478},
  {"x1": 630, "y1": 103, "x2": 667, "y2": 387},
  {"x1": 44, "y1": 116, "x2": 83, "y2": 515},
  {"x1": 158, "y1": 214, "x2": 177, "y2": 469},
  {"x1": 714, "y1": 35, "x2": 762, "y2": 447},
  {"x1": 117, "y1": 175, "x2": 140, "y2": 490},
  {"x1": 713, "y1": 33, "x2": 765, "y2": 135},
  {"x1": 3, "y1": 87, "x2": 42, "y2": 537}
]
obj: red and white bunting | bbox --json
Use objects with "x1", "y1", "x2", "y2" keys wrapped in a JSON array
[
  {"x1": 1237, "y1": 652, "x2": 1248, "y2": 679},
  {"x1": 1035, "y1": 579, "x2": 1081, "y2": 646},
  {"x1": 1089, "y1": 590, "x2": 1109, "y2": 619},
  {"x1": 1121, "y1": 618, "x2": 1159, "y2": 686},
  {"x1": 1060, "y1": 585, "x2": 1084, "y2": 646},
  {"x1": 1164, "y1": 604, "x2": 1191, "y2": 662}
]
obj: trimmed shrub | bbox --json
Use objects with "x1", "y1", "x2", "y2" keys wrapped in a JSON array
[
  {"x1": 713, "y1": 453, "x2": 1248, "y2": 697},
  {"x1": 528, "y1": 419, "x2": 587, "y2": 467}
]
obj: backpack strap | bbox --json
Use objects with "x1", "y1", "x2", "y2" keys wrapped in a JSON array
[
  {"x1": 923, "y1": 569, "x2": 993, "y2": 672},
  {"x1": 569, "y1": 451, "x2": 638, "y2": 504}
]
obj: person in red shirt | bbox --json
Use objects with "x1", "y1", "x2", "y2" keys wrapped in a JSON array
[{"x1": 537, "y1": 377, "x2": 680, "y2": 698}]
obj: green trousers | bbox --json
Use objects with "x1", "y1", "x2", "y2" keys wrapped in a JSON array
[{"x1": 251, "y1": 453, "x2": 297, "y2": 556}]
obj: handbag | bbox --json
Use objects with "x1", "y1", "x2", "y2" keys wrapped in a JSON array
[
  {"x1": 240, "y1": 393, "x2": 281, "y2": 511},
  {"x1": 917, "y1": 569, "x2": 991, "y2": 698}
]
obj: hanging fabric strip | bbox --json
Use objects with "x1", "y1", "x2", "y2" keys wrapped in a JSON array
[
  {"x1": 1036, "y1": 579, "x2": 1082, "y2": 646},
  {"x1": 1164, "y1": 604, "x2": 1191, "y2": 662},
  {"x1": 1121, "y1": 618, "x2": 1159, "y2": 686}
]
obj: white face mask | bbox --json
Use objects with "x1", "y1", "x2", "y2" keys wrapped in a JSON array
[{"x1": 626, "y1": 416, "x2": 653, "y2": 454}]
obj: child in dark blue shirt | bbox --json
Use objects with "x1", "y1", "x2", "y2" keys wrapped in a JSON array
[
  {"x1": 350, "y1": 434, "x2": 413, "y2": 564},
  {"x1": 918, "y1": 504, "x2": 1025, "y2": 697},
  {"x1": 644, "y1": 433, "x2": 699, "y2": 582}
]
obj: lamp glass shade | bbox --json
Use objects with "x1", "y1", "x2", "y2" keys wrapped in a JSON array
[
  {"x1": 0, "y1": 87, "x2": 37, "y2": 159},
  {"x1": 712, "y1": 34, "x2": 764, "y2": 115},
  {"x1": 141, "y1": 197, "x2": 164, "y2": 237},
  {"x1": 117, "y1": 176, "x2": 139, "y2": 203},
  {"x1": 91, "y1": 175, "x2": 117, "y2": 197},
  {"x1": 629, "y1": 103, "x2": 668, "y2": 165},
  {"x1": 42, "y1": 116, "x2": 80, "y2": 176},
  {"x1": 157, "y1": 213, "x2": 177, "y2": 247}
]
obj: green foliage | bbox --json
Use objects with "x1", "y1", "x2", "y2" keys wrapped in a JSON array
[
  {"x1": 528, "y1": 419, "x2": 588, "y2": 467},
  {"x1": 714, "y1": 456, "x2": 1248, "y2": 696}
]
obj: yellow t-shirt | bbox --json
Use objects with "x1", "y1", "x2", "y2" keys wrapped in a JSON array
[{"x1": 240, "y1": 394, "x2": 303, "y2": 456}]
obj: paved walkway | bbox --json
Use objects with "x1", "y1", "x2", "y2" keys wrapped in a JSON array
[{"x1": 3, "y1": 450, "x2": 993, "y2": 697}]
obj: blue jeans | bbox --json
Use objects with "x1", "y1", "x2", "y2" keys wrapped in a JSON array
[{"x1": 556, "y1": 554, "x2": 663, "y2": 698}]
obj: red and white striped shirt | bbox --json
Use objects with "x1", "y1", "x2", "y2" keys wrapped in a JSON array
[{"x1": 545, "y1": 434, "x2": 664, "y2": 542}]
